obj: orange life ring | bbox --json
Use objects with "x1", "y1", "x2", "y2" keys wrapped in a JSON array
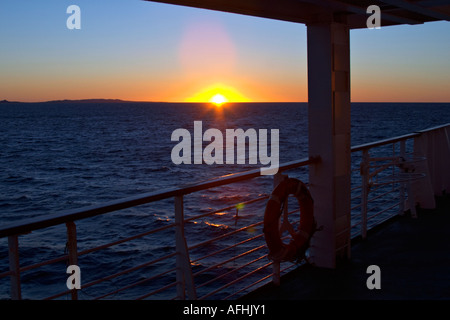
[{"x1": 263, "y1": 177, "x2": 316, "y2": 262}]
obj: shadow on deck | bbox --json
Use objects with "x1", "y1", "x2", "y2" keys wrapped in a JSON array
[{"x1": 242, "y1": 195, "x2": 450, "y2": 300}]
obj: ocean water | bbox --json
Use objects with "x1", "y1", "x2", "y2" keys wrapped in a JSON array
[{"x1": 0, "y1": 102, "x2": 449, "y2": 299}]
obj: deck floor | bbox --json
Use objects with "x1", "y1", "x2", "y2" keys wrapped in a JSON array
[{"x1": 242, "y1": 195, "x2": 450, "y2": 300}]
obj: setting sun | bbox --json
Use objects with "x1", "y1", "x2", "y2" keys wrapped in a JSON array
[
  {"x1": 185, "y1": 83, "x2": 251, "y2": 103},
  {"x1": 210, "y1": 93, "x2": 228, "y2": 106}
]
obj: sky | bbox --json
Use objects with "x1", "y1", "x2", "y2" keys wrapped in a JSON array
[{"x1": 0, "y1": 0, "x2": 449, "y2": 103}]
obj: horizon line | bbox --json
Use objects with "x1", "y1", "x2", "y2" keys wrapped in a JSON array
[{"x1": 1, "y1": 98, "x2": 450, "y2": 104}]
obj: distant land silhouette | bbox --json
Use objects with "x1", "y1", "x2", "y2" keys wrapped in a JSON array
[
  {"x1": 48, "y1": 99, "x2": 128, "y2": 103},
  {"x1": 0, "y1": 99, "x2": 153, "y2": 104}
]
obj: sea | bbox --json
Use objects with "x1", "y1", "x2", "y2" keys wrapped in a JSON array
[{"x1": 0, "y1": 101, "x2": 449, "y2": 299}]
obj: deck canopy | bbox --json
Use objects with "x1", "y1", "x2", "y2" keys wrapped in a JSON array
[{"x1": 146, "y1": 0, "x2": 450, "y2": 28}]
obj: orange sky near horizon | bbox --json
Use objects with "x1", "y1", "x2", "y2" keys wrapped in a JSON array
[{"x1": 0, "y1": 2, "x2": 449, "y2": 103}]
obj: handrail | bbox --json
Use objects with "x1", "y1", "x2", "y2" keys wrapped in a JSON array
[
  {"x1": 0, "y1": 156, "x2": 318, "y2": 238},
  {"x1": 416, "y1": 123, "x2": 450, "y2": 133},
  {"x1": 351, "y1": 122, "x2": 450, "y2": 152},
  {"x1": 351, "y1": 132, "x2": 419, "y2": 152}
]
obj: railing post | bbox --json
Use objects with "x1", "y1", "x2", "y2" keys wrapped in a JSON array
[
  {"x1": 398, "y1": 141, "x2": 418, "y2": 218},
  {"x1": 174, "y1": 195, "x2": 196, "y2": 300},
  {"x1": 360, "y1": 150, "x2": 370, "y2": 239},
  {"x1": 8, "y1": 235, "x2": 21, "y2": 300},
  {"x1": 271, "y1": 172, "x2": 287, "y2": 286},
  {"x1": 66, "y1": 221, "x2": 78, "y2": 300},
  {"x1": 399, "y1": 141, "x2": 406, "y2": 215},
  {"x1": 406, "y1": 177, "x2": 418, "y2": 219}
]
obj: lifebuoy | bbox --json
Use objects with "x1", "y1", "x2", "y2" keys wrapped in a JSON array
[{"x1": 263, "y1": 177, "x2": 316, "y2": 262}]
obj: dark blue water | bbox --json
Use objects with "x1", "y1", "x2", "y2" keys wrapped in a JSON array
[{"x1": 0, "y1": 102, "x2": 449, "y2": 299}]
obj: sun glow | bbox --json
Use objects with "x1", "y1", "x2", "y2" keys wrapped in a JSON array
[
  {"x1": 186, "y1": 83, "x2": 251, "y2": 104},
  {"x1": 210, "y1": 93, "x2": 228, "y2": 106}
]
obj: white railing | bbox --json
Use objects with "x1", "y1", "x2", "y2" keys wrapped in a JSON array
[
  {"x1": 350, "y1": 123, "x2": 450, "y2": 239},
  {"x1": 0, "y1": 157, "x2": 315, "y2": 300},
  {"x1": 1, "y1": 123, "x2": 448, "y2": 300}
]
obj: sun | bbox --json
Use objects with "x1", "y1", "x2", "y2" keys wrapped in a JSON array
[
  {"x1": 185, "y1": 83, "x2": 251, "y2": 104},
  {"x1": 210, "y1": 93, "x2": 228, "y2": 106}
]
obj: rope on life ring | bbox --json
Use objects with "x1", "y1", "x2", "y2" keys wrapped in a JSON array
[{"x1": 263, "y1": 177, "x2": 317, "y2": 263}]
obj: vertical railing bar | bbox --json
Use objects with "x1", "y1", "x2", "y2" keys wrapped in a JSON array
[
  {"x1": 66, "y1": 221, "x2": 78, "y2": 300},
  {"x1": 360, "y1": 150, "x2": 370, "y2": 240},
  {"x1": 399, "y1": 140, "x2": 406, "y2": 215},
  {"x1": 392, "y1": 143, "x2": 396, "y2": 193},
  {"x1": 8, "y1": 235, "x2": 21, "y2": 300},
  {"x1": 174, "y1": 195, "x2": 196, "y2": 300},
  {"x1": 271, "y1": 172, "x2": 288, "y2": 286},
  {"x1": 406, "y1": 175, "x2": 418, "y2": 218},
  {"x1": 398, "y1": 139, "x2": 418, "y2": 218}
]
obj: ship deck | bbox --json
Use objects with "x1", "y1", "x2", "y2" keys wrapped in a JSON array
[{"x1": 242, "y1": 195, "x2": 450, "y2": 300}]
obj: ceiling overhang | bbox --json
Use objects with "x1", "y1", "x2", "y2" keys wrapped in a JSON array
[{"x1": 145, "y1": 0, "x2": 450, "y2": 28}]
